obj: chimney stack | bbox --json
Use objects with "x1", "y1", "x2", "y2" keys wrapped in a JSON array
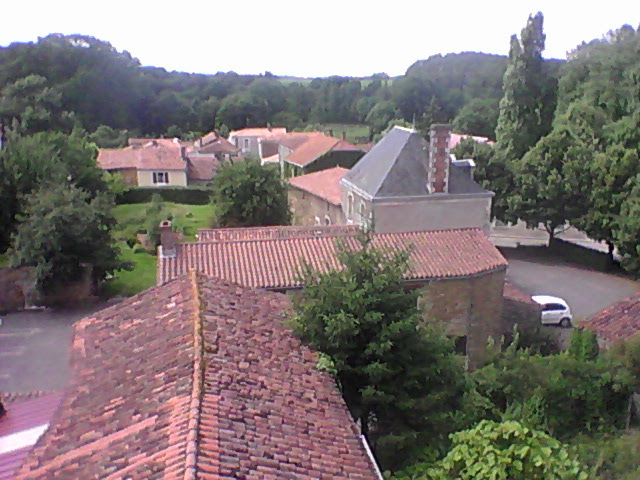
[
  {"x1": 428, "y1": 124, "x2": 451, "y2": 194},
  {"x1": 180, "y1": 146, "x2": 186, "y2": 158},
  {"x1": 342, "y1": 131, "x2": 347, "y2": 141},
  {"x1": 159, "y1": 220, "x2": 177, "y2": 258}
]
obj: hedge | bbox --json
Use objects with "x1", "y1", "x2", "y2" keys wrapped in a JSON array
[{"x1": 116, "y1": 187, "x2": 213, "y2": 205}]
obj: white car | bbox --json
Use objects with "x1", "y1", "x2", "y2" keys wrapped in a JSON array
[{"x1": 532, "y1": 295, "x2": 573, "y2": 327}]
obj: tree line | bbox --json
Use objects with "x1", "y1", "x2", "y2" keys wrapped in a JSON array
[
  {"x1": 0, "y1": 33, "x2": 562, "y2": 143},
  {"x1": 453, "y1": 15, "x2": 640, "y2": 274}
]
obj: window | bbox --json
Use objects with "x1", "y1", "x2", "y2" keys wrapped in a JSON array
[
  {"x1": 347, "y1": 194, "x2": 354, "y2": 218},
  {"x1": 453, "y1": 336, "x2": 468, "y2": 356},
  {"x1": 314, "y1": 216, "x2": 321, "y2": 225},
  {"x1": 153, "y1": 171, "x2": 169, "y2": 184},
  {"x1": 243, "y1": 138, "x2": 250, "y2": 152},
  {"x1": 543, "y1": 303, "x2": 566, "y2": 312},
  {"x1": 324, "y1": 215, "x2": 331, "y2": 226}
]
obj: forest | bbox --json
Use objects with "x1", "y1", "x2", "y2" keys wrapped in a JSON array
[{"x1": 0, "y1": 32, "x2": 540, "y2": 140}]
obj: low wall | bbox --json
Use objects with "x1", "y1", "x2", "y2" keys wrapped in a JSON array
[
  {"x1": 549, "y1": 238, "x2": 616, "y2": 271},
  {"x1": 0, "y1": 265, "x2": 95, "y2": 312}
]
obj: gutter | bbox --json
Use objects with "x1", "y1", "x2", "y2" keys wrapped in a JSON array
[{"x1": 360, "y1": 435, "x2": 385, "y2": 480}]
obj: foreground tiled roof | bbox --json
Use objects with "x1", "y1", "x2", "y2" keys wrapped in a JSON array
[
  {"x1": 0, "y1": 392, "x2": 63, "y2": 480},
  {"x1": 583, "y1": 294, "x2": 640, "y2": 344},
  {"x1": 159, "y1": 228, "x2": 507, "y2": 288},
  {"x1": 288, "y1": 166, "x2": 348, "y2": 205},
  {"x1": 197, "y1": 225, "x2": 359, "y2": 242},
  {"x1": 16, "y1": 274, "x2": 378, "y2": 479},
  {"x1": 97, "y1": 142, "x2": 187, "y2": 171}
]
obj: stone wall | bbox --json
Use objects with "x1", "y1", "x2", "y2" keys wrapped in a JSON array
[
  {"x1": 0, "y1": 267, "x2": 36, "y2": 313},
  {"x1": 0, "y1": 265, "x2": 95, "y2": 312},
  {"x1": 418, "y1": 268, "x2": 507, "y2": 370},
  {"x1": 288, "y1": 187, "x2": 346, "y2": 226}
]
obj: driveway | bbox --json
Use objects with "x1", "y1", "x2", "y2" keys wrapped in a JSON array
[
  {"x1": 0, "y1": 302, "x2": 114, "y2": 393},
  {"x1": 502, "y1": 249, "x2": 640, "y2": 321}
]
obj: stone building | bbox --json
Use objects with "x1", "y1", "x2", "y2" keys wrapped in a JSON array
[{"x1": 288, "y1": 166, "x2": 348, "y2": 226}]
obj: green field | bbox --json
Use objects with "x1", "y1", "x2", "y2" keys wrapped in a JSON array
[
  {"x1": 106, "y1": 202, "x2": 216, "y2": 297},
  {"x1": 113, "y1": 202, "x2": 216, "y2": 242},
  {"x1": 313, "y1": 123, "x2": 371, "y2": 143}
]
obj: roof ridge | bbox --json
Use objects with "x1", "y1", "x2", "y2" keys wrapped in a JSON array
[{"x1": 184, "y1": 270, "x2": 207, "y2": 480}]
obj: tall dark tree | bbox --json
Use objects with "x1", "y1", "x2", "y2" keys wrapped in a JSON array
[{"x1": 293, "y1": 234, "x2": 465, "y2": 470}]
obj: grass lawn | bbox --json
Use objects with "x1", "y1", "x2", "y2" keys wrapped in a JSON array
[
  {"x1": 106, "y1": 202, "x2": 216, "y2": 297},
  {"x1": 103, "y1": 245, "x2": 158, "y2": 298},
  {"x1": 113, "y1": 202, "x2": 216, "y2": 242},
  {"x1": 315, "y1": 123, "x2": 371, "y2": 143}
]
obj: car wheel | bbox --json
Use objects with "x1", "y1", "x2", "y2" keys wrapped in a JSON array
[{"x1": 560, "y1": 318, "x2": 572, "y2": 328}]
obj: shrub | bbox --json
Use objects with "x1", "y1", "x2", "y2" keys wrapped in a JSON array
[{"x1": 116, "y1": 187, "x2": 212, "y2": 205}]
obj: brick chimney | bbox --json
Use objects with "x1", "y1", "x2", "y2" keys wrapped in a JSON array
[
  {"x1": 428, "y1": 124, "x2": 452, "y2": 194},
  {"x1": 159, "y1": 220, "x2": 177, "y2": 258}
]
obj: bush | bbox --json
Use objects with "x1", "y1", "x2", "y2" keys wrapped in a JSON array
[{"x1": 116, "y1": 187, "x2": 212, "y2": 205}]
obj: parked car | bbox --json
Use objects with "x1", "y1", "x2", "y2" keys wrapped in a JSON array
[{"x1": 532, "y1": 295, "x2": 573, "y2": 327}]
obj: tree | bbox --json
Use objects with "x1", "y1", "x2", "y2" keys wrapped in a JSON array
[
  {"x1": 451, "y1": 98, "x2": 499, "y2": 139},
  {"x1": 0, "y1": 127, "x2": 107, "y2": 250},
  {"x1": 365, "y1": 100, "x2": 398, "y2": 134},
  {"x1": 8, "y1": 183, "x2": 127, "y2": 292},
  {"x1": 614, "y1": 174, "x2": 640, "y2": 274},
  {"x1": 88, "y1": 124, "x2": 129, "y2": 148},
  {"x1": 212, "y1": 158, "x2": 291, "y2": 227},
  {"x1": 411, "y1": 420, "x2": 588, "y2": 480},
  {"x1": 495, "y1": 12, "x2": 555, "y2": 162},
  {"x1": 293, "y1": 234, "x2": 466, "y2": 470},
  {"x1": 509, "y1": 127, "x2": 591, "y2": 241}
]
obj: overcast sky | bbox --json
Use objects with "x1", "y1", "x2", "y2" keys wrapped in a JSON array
[{"x1": 2, "y1": 1, "x2": 639, "y2": 78}]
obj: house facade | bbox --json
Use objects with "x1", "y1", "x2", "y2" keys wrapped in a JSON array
[
  {"x1": 158, "y1": 225, "x2": 508, "y2": 369},
  {"x1": 228, "y1": 126, "x2": 287, "y2": 158},
  {"x1": 340, "y1": 125, "x2": 494, "y2": 234},
  {"x1": 14, "y1": 273, "x2": 381, "y2": 479},
  {"x1": 97, "y1": 139, "x2": 188, "y2": 187}
]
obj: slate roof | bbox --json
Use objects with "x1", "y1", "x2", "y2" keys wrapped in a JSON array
[
  {"x1": 583, "y1": 294, "x2": 640, "y2": 345},
  {"x1": 0, "y1": 392, "x2": 63, "y2": 480},
  {"x1": 97, "y1": 142, "x2": 187, "y2": 171},
  {"x1": 288, "y1": 166, "x2": 348, "y2": 205},
  {"x1": 15, "y1": 273, "x2": 379, "y2": 480},
  {"x1": 341, "y1": 126, "x2": 490, "y2": 199},
  {"x1": 159, "y1": 228, "x2": 507, "y2": 288}
]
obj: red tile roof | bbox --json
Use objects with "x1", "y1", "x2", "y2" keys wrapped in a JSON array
[
  {"x1": 288, "y1": 166, "x2": 348, "y2": 205},
  {"x1": 197, "y1": 225, "x2": 359, "y2": 242},
  {"x1": 0, "y1": 392, "x2": 63, "y2": 480},
  {"x1": 97, "y1": 141, "x2": 187, "y2": 171},
  {"x1": 194, "y1": 132, "x2": 239, "y2": 155},
  {"x1": 159, "y1": 228, "x2": 507, "y2": 288},
  {"x1": 228, "y1": 127, "x2": 287, "y2": 138},
  {"x1": 270, "y1": 132, "x2": 324, "y2": 151},
  {"x1": 503, "y1": 282, "x2": 536, "y2": 305},
  {"x1": 187, "y1": 157, "x2": 220, "y2": 181},
  {"x1": 15, "y1": 274, "x2": 379, "y2": 479},
  {"x1": 582, "y1": 294, "x2": 640, "y2": 345},
  {"x1": 286, "y1": 135, "x2": 349, "y2": 167},
  {"x1": 449, "y1": 133, "x2": 494, "y2": 149}
]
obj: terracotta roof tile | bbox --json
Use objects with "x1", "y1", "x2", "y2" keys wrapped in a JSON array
[
  {"x1": 288, "y1": 166, "x2": 348, "y2": 205},
  {"x1": 98, "y1": 142, "x2": 187, "y2": 171},
  {"x1": 187, "y1": 157, "x2": 220, "y2": 181},
  {"x1": 160, "y1": 227, "x2": 507, "y2": 288},
  {"x1": 582, "y1": 294, "x2": 640, "y2": 344},
  {"x1": 228, "y1": 127, "x2": 287, "y2": 138},
  {"x1": 286, "y1": 135, "x2": 343, "y2": 167},
  {"x1": 15, "y1": 274, "x2": 379, "y2": 479},
  {"x1": 197, "y1": 225, "x2": 359, "y2": 242}
]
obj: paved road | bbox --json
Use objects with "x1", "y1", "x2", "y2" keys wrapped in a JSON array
[
  {"x1": 503, "y1": 250, "x2": 640, "y2": 321},
  {"x1": 0, "y1": 302, "x2": 113, "y2": 393}
]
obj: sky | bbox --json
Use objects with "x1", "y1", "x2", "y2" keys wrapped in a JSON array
[{"x1": 2, "y1": 0, "x2": 640, "y2": 78}]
